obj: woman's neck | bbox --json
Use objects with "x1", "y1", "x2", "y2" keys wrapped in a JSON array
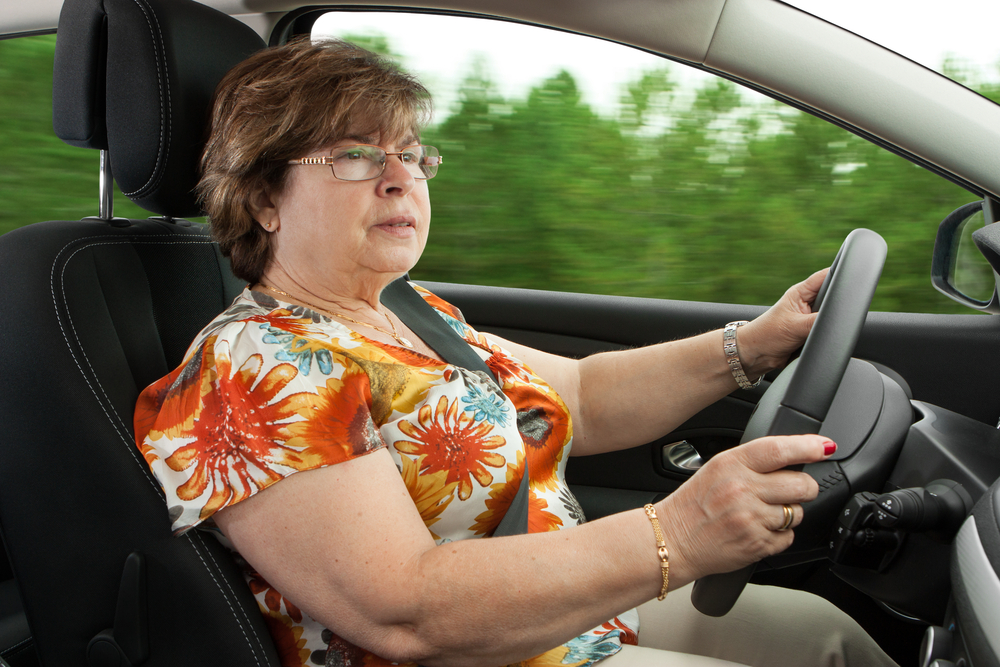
[{"x1": 259, "y1": 265, "x2": 397, "y2": 316}]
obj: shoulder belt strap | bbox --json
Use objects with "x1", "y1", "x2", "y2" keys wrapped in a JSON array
[
  {"x1": 381, "y1": 278, "x2": 529, "y2": 537},
  {"x1": 381, "y1": 278, "x2": 497, "y2": 382}
]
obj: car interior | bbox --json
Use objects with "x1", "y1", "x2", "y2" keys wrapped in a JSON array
[{"x1": 1, "y1": 0, "x2": 999, "y2": 666}]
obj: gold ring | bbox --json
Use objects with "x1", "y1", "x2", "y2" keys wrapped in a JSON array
[{"x1": 778, "y1": 504, "x2": 794, "y2": 531}]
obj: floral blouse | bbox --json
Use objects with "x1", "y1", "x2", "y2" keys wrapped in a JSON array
[{"x1": 135, "y1": 285, "x2": 639, "y2": 667}]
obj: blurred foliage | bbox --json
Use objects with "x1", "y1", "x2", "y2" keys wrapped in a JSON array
[
  {"x1": 420, "y1": 65, "x2": 994, "y2": 313},
  {"x1": 0, "y1": 35, "x2": 153, "y2": 235},
  {"x1": 2, "y1": 33, "x2": 996, "y2": 313}
]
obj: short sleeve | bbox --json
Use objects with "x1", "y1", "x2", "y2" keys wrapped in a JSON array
[{"x1": 135, "y1": 319, "x2": 386, "y2": 535}]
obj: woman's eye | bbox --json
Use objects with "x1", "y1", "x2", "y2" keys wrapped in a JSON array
[{"x1": 400, "y1": 151, "x2": 417, "y2": 163}]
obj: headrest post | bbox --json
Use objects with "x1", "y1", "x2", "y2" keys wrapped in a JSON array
[
  {"x1": 54, "y1": 0, "x2": 265, "y2": 218},
  {"x1": 99, "y1": 150, "x2": 114, "y2": 221}
]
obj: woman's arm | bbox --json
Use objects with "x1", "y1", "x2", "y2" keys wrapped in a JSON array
[
  {"x1": 214, "y1": 433, "x2": 833, "y2": 667},
  {"x1": 499, "y1": 269, "x2": 828, "y2": 456}
]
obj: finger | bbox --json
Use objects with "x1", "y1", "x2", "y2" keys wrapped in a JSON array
[
  {"x1": 737, "y1": 435, "x2": 837, "y2": 474},
  {"x1": 803, "y1": 267, "x2": 830, "y2": 291},
  {"x1": 790, "y1": 502, "x2": 805, "y2": 529},
  {"x1": 783, "y1": 309, "x2": 818, "y2": 341},
  {"x1": 769, "y1": 503, "x2": 803, "y2": 532},
  {"x1": 754, "y1": 469, "x2": 820, "y2": 505},
  {"x1": 784, "y1": 268, "x2": 830, "y2": 315}
]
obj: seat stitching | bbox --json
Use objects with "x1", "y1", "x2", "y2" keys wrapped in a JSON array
[
  {"x1": 0, "y1": 637, "x2": 33, "y2": 655},
  {"x1": 186, "y1": 531, "x2": 266, "y2": 667},
  {"x1": 120, "y1": 0, "x2": 171, "y2": 198},
  {"x1": 57, "y1": 236, "x2": 215, "y2": 444},
  {"x1": 49, "y1": 233, "x2": 265, "y2": 661},
  {"x1": 55, "y1": 238, "x2": 214, "y2": 442},
  {"x1": 50, "y1": 235, "x2": 216, "y2": 496}
]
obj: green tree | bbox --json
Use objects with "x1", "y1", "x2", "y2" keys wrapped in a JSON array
[{"x1": 0, "y1": 33, "x2": 987, "y2": 314}]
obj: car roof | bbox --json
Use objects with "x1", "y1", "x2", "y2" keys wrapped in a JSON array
[{"x1": 6, "y1": 0, "x2": 1000, "y2": 200}]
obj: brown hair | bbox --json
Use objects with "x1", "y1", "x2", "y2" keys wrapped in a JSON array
[{"x1": 198, "y1": 38, "x2": 432, "y2": 283}]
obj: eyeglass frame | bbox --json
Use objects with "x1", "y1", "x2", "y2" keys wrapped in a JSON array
[{"x1": 287, "y1": 144, "x2": 443, "y2": 181}]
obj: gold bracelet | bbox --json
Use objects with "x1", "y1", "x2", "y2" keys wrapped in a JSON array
[{"x1": 643, "y1": 504, "x2": 670, "y2": 600}]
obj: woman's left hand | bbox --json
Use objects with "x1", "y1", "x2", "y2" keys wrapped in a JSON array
[{"x1": 736, "y1": 268, "x2": 829, "y2": 381}]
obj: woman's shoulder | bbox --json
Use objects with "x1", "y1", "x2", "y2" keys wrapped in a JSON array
[
  {"x1": 188, "y1": 287, "x2": 327, "y2": 348},
  {"x1": 135, "y1": 288, "x2": 389, "y2": 536},
  {"x1": 409, "y1": 283, "x2": 468, "y2": 324},
  {"x1": 174, "y1": 288, "x2": 368, "y2": 374}
]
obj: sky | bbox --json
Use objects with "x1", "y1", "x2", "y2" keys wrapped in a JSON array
[{"x1": 314, "y1": 2, "x2": 1000, "y2": 120}]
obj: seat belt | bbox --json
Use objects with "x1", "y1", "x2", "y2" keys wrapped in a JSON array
[{"x1": 381, "y1": 278, "x2": 529, "y2": 537}]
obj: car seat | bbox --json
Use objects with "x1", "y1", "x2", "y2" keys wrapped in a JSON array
[{"x1": 0, "y1": 0, "x2": 283, "y2": 664}]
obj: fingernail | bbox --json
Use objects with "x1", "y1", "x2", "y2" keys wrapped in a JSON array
[{"x1": 823, "y1": 440, "x2": 837, "y2": 456}]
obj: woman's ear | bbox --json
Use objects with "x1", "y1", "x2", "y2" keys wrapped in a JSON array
[{"x1": 250, "y1": 187, "x2": 279, "y2": 232}]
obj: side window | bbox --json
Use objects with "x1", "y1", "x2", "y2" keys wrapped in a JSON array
[
  {"x1": 313, "y1": 12, "x2": 983, "y2": 313},
  {"x1": 1, "y1": 26, "x2": 986, "y2": 314},
  {"x1": 0, "y1": 34, "x2": 159, "y2": 237}
]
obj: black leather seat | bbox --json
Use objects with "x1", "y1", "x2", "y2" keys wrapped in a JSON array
[{"x1": 0, "y1": 0, "x2": 283, "y2": 664}]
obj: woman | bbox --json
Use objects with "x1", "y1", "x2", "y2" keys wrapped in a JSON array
[{"x1": 135, "y1": 39, "x2": 896, "y2": 667}]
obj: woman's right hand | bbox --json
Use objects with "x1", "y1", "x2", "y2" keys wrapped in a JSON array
[{"x1": 654, "y1": 434, "x2": 836, "y2": 587}]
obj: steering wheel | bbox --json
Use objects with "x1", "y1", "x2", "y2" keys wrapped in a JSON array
[{"x1": 691, "y1": 228, "x2": 896, "y2": 616}]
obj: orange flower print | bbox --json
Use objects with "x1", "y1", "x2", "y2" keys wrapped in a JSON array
[
  {"x1": 463, "y1": 332, "x2": 534, "y2": 385},
  {"x1": 259, "y1": 609, "x2": 310, "y2": 667},
  {"x1": 247, "y1": 568, "x2": 302, "y2": 623},
  {"x1": 598, "y1": 617, "x2": 638, "y2": 646},
  {"x1": 472, "y1": 454, "x2": 563, "y2": 536},
  {"x1": 486, "y1": 348, "x2": 535, "y2": 386},
  {"x1": 413, "y1": 285, "x2": 467, "y2": 322},
  {"x1": 162, "y1": 351, "x2": 321, "y2": 521},
  {"x1": 343, "y1": 354, "x2": 433, "y2": 425},
  {"x1": 138, "y1": 440, "x2": 159, "y2": 467},
  {"x1": 135, "y1": 339, "x2": 218, "y2": 443},
  {"x1": 363, "y1": 338, "x2": 447, "y2": 369},
  {"x1": 283, "y1": 363, "x2": 386, "y2": 459},
  {"x1": 394, "y1": 396, "x2": 506, "y2": 501},
  {"x1": 503, "y1": 384, "x2": 571, "y2": 492},
  {"x1": 248, "y1": 308, "x2": 329, "y2": 338},
  {"x1": 400, "y1": 454, "x2": 457, "y2": 540}
]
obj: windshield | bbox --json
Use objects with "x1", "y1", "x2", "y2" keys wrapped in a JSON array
[{"x1": 784, "y1": 0, "x2": 1000, "y2": 89}]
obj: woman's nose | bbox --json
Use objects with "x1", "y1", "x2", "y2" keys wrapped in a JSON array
[{"x1": 378, "y1": 154, "x2": 416, "y2": 195}]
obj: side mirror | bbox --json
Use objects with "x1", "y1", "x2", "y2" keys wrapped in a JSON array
[{"x1": 931, "y1": 199, "x2": 1000, "y2": 312}]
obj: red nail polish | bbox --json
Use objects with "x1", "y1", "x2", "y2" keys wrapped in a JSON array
[{"x1": 823, "y1": 440, "x2": 837, "y2": 456}]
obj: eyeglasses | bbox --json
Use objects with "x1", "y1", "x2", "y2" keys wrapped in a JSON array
[{"x1": 288, "y1": 144, "x2": 443, "y2": 181}]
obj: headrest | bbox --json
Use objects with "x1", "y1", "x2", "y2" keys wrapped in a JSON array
[{"x1": 52, "y1": 0, "x2": 266, "y2": 217}]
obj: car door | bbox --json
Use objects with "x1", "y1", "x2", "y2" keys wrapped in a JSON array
[
  {"x1": 298, "y1": 11, "x2": 1000, "y2": 659},
  {"x1": 3, "y1": 4, "x2": 999, "y2": 665},
  {"x1": 299, "y1": 7, "x2": 1000, "y2": 515}
]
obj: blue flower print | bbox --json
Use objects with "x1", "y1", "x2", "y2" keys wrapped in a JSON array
[
  {"x1": 562, "y1": 631, "x2": 624, "y2": 665},
  {"x1": 437, "y1": 311, "x2": 472, "y2": 338},
  {"x1": 461, "y1": 379, "x2": 510, "y2": 427},
  {"x1": 260, "y1": 325, "x2": 334, "y2": 376}
]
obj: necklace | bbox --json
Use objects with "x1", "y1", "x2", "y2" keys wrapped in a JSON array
[{"x1": 259, "y1": 284, "x2": 414, "y2": 348}]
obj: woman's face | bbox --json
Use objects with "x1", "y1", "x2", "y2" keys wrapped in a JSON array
[{"x1": 256, "y1": 132, "x2": 432, "y2": 296}]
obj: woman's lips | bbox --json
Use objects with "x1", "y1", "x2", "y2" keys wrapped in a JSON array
[{"x1": 373, "y1": 216, "x2": 416, "y2": 237}]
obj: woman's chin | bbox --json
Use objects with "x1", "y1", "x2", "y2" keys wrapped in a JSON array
[{"x1": 366, "y1": 249, "x2": 423, "y2": 278}]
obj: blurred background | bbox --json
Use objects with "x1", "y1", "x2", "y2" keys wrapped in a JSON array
[{"x1": 3, "y1": 5, "x2": 998, "y2": 313}]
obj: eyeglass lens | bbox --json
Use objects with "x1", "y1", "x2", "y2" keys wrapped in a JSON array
[{"x1": 329, "y1": 145, "x2": 441, "y2": 181}]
